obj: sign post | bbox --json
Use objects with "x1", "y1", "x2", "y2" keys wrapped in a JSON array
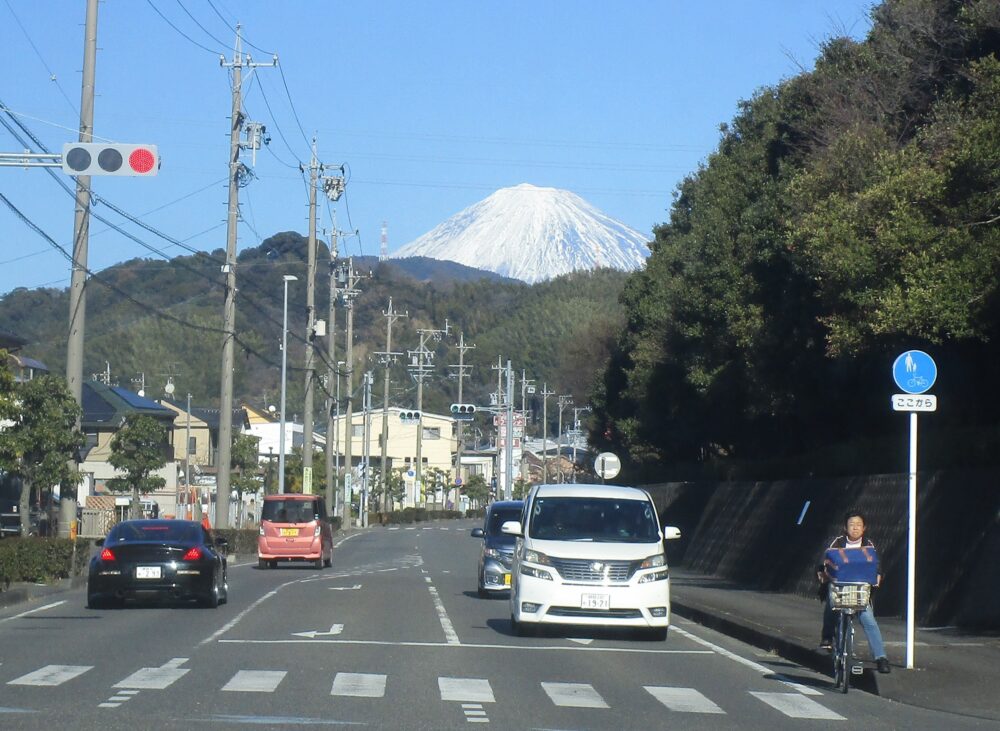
[{"x1": 891, "y1": 349, "x2": 937, "y2": 670}]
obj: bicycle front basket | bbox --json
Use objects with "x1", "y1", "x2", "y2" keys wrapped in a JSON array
[{"x1": 830, "y1": 582, "x2": 870, "y2": 610}]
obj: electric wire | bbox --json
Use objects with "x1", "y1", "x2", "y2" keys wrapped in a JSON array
[
  {"x1": 174, "y1": 0, "x2": 232, "y2": 51},
  {"x1": 145, "y1": 0, "x2": 223, "y2": 55},
  {"x1": 2, "y1": 0, "x2": 78, "y2": 116},
  {"x1": 276, "y1": 62, "x2": 312, "y2": 151}
]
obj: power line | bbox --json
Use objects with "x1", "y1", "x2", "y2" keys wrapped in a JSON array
[
  {"x1": 2, "y1": 0, "x2": 78, "y2": 116},
  {"x1": 276, "y1": 62, "x2": 312, "y2": 150},
  {"x1": 174, "y1": 0, "x2": 231, "y2": 50},
  {"x1": 145, "y1": 0, "x2": 223, "y2": 55}
]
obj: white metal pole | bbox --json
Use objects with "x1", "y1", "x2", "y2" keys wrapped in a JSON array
[
  {"x1": 279, "y1": 275, "x2": 296, "y2": 493},
  {"x1": 906, "y1": 411, "x2": 918, "y2": 669}
]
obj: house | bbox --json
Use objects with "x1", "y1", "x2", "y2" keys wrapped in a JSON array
[
  {"x1": 79, "y1": 381, "x2": 178, "y2": 516},
  {"x1": 0, "y1": 328, "x2": 50, "y2": 382}
]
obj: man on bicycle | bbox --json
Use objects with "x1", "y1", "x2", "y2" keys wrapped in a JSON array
[{"x1": 816, "y1": 510, "x2": 891, "y2": 674}]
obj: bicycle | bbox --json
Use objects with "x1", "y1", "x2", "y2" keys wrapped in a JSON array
[{"x1": 829, "y1": 581, "x2": 871, "y2": 693}]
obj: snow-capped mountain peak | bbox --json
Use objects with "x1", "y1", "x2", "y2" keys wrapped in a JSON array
[{"x1": 390, "y1": 184, "x2": 649, "y2": 284}]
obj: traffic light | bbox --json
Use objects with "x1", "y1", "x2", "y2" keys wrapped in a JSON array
[
  {"x1": 399, "y1": 410, "x2": 421, "y2": 422},
  {"x1": 450, "y1": 403, "x2": 476, "y2": 421},
  {"x1": 62, "y1": 143, "x2": 159, "y2": 176}
]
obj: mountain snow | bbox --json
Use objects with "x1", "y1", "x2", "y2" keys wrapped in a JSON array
[{"x1": 390, "y1": 184, "x2": 650, "y2": 284}]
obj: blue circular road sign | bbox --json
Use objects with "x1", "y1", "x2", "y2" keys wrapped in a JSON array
[{"x1": 893, "y1": 350, "x2": 937, "y2": 394}]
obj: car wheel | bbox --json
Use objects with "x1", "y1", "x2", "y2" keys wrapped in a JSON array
[
  {"x1": 200, "y1": 573, "x2": 221, "y2": 608},
  {"x1": 87, "y1": 593, "x2": 105, "y2": 609},
  {"x1": 270, "y1": 559, "x2": 278, "y2": 569},
  {"x1": 219, "y1": 574, "x2": 229, "y2": 605},
  {"x1": 323, "y1": 552, "x2": 332, "y2": 568}
]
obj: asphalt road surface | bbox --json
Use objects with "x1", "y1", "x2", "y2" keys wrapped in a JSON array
[{"x1": 0, "y1": 520, "x2": 989, "y2": 730}]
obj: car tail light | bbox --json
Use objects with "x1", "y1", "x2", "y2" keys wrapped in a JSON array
[
  {"x1": 182, "y1": 547, "x2": 203, "y2": 561},
  {"x1": 100, "y1": 548, "x2": 115, "y2": 562}
]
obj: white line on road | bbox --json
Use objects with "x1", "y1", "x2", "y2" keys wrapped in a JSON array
[
  {"x1": 428, "y1": 583, "x2": 461, "y2": 645},
  {"x1": 541, "y1": 682, "x2": 609, "y2": 708},
  {"x1": 114, "y1": 658, "x2": 190, "y2": 690},
  {"x1": 0, "y1": 601, "x2": 66, "y2": 625},
  {"x1": 672, "y1": 625, "x2": 823, "y2": 696},
  {"x1": 439, "y1": 677, "x2": 494, "y2": 703},
  {"x1": 222, "y1": 670, "x2": 287, "y2": 692},
  {"x1": 331, "y1": 672, "x2": 386, "y2": 698},
  {"x1": 750, "y1": 692, "x2": 844, "y2": 720},
  {"x1": 8, "y1": 665, "x2": 92, "y2": 686},
  {"x1": 218, "y1": 638, "x2": 713, "y2": 654},
  {"x1": 645, "y1": 686, "x2": 726, "y2": 714}
]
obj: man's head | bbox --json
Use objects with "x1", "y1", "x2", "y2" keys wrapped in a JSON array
[{"x1": 844, "y1": 510, "x2": 866, "y2": 541}]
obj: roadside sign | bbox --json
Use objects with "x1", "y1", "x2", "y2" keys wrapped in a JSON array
[
  {"x1": 892, "y1": 394, "x2": 937, "y2": 412},
  {"x1": 594, "y1": 452, "x2": 621, "y2": 480},
  {"x1": 454, "y1": 477, "x2": 463, "y2": 486},
  {"x1": 893, "y1": 350, "x2": 937, "y2": 394}
]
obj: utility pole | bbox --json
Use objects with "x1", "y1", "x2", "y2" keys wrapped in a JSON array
[
  {"x1": 361, "y1": 371, "x2": 373, "y2": 526},
  {"x1": 506, "y1": 362, "x2": 515, "y2": 500},
  {"x1": 376, "y1": 299, "x2": 405, "y2": 510},
  {"x1": 571, "y1": 406, "x2": 591, "y2": 483},
  {"x1": 520, "y1": 370, "x2": 536, "y2": 422},
  {"x1": 407, "y1": 322, "x2": 449, "y2": 504},
  {"x1": 62, "y1": 0, "x2": 98, "y2": 538},
  {"x1": 324, "y1": 234, "x2": 338, "y2": 517},
  {"x1": 301, "y1": 138, "x2": 320, "y2": 495},
  {"x1": 216, "y1": 26, "x2": 276, "y2": 529},
  {"x1": 338, "y1": 259, "x2": 363, "y2": 524},
  {"x1": 448, "y1": 332, "x2": 475, "y2": 507},
  {"x1": 557, "y1": 395, "x2": 573, "y2": 483},
  {"x1": 184, "y1": 392, "x2": 192, "y2": 519},
  {"x1": 540, "y1": 383, "x2": 554, "y2": 483}
]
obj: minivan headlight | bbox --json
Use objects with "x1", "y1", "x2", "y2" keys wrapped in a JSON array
[
  {"x1": 484, "y1": 547, "x2": 503, "y2": 559},
  {"x1": 638, "y1": 553, "x2": 665, "y2": 569},
  {"x1": 522, "y1": 549, "x2": 552, "y2": 565}
]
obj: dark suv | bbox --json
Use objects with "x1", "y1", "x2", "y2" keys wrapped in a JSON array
[{"x1": 470, "y1": 500, "x2": 524, "y2": 597}]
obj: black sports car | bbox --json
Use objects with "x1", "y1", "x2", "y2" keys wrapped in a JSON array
[{"x1": 88, "y1": 519, "x2": 228, "y2": 608}]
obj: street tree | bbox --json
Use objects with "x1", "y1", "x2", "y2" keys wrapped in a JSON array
[
  {"x1": 230, "y1": 433, "x2": 262, "y2": 524},
  {"x1": 107, "y1": 415, "x2": 167, "y2": 519},
  {"x1": 0, "y1": 374, "x2": 83, "y2": 536},
  {"x1": 462, "y1": 473, "x2": 489, "y2": 509}
]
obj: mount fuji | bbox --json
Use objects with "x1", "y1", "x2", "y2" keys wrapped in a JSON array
[{"x1": 390, "y1": 184, "x2": 650, "y2": 284}]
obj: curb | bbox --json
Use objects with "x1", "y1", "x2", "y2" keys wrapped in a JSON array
[{"x1": 671, "y1": 599, "x2": 881, "y2": 696}]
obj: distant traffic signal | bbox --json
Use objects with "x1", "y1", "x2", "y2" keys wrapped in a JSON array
[
  {"x1": 450, "y1": 403, "x2": 476, "y2": 421},
  {"x1": 399, "y1": 410, "x2": 421, "y2": 422},
  {"x1": 62, "y1": 143, "x2": 159, "y2": 176}
]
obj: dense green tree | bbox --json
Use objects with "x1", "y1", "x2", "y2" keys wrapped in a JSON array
[
  {"x1": 230, "y1": 433, "x2": 262, "y2": 523},
  {"x1": 0, "y1": 375, "x2": 83, "y2": 535},
  {"x1": 462, "y1": 474, "x2": 489, "y2": 509},
  {"x1": 107, "y1": 415, "x2": 168, "y2": 519}
]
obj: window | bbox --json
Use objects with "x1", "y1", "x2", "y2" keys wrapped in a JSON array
[
  {"x1": 423, "y1": 427, "x2": 441, "y2": 440},
  {"x1": 351, "y1": 424, "x2": 364, "y2": 438},
  {"x1": 187, "y1": 436, "x2": 196, "y2": 455}
]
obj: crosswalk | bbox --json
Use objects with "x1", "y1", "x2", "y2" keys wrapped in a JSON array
[{"x1": 3, "y1": 661, "x2": 844, "y2": 721}]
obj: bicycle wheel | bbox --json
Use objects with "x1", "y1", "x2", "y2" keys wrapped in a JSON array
[
  {"x1": 840, "y1": 615, "x2": 853, "y2": 694},
  {"x1": 832, "y1": 612, "x2": 847, "y2": 690}
]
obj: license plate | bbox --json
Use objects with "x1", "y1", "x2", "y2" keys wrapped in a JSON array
[
  {"x1": 279, "y1": 528, "x2": 298, "y2": 536},
  {"x1": 136, "y1": 566, "x2": 161, "y2": 579},
  {"x1": 581, "y1": 593, "x2": 610, "y2": 609},
  {"x1": 504, "y1": 573, "x2": 512, "y2": 586}
]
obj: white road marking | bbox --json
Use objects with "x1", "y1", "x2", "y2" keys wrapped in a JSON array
[
  {"x1": 645, "y1": 686, "x2": 725, "y2": 714},
  {"x1": 428, "y1": 584, "x2": 461, "y2": 645},
  {"x1": 328, "y1": 584, "x2": 362, "y2": 591},
  {"x1": 0, "y1": 601, "x2": 66, "y2": 625},
  {"x1": 221, "y1": 670, "x2": 287, "y2": 693},
  {"x1": 331, "y1": 672, "x2": 386, "y2": 697},
  {"x1": 439, "y1": 677, "x2": 495, "y2": 703},
  {"x1": 114, "y1": 657, "x2": 190, "y2": 690},
  {"x1": 98, "y1": 702, "x2": 121, "y2": 708},
  {"x1": 750, "y1": 692, "x2": 844, "y2": 720},
  {"x1": 672, "y1": 625, "x2": 823, "y2": 695},
  {"x1": 568, "y1": 637, "x2": 594, "y2": 645},
  {"x1": 292, "y1": 623, "x2": 343, "y2": 639},
  {"x1": 8, "y1": 665, "x2": 92, "y2": 686},
  {"x1": 219, "y1": 638, "x2": 712, "y2": 655},
  {"x1": 541, "y1": 682, "x2": 609, "y2": 708}
]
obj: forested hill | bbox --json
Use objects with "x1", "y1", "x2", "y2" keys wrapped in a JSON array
[
  {"x1": 0, "y1": 231, "x2": 629, "y2": 416},
  {"x1": 593, "y1": 0, "x2": 1000, "y2": 481}
]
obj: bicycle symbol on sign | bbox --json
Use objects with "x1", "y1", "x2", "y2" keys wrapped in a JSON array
[{"x1": 906, "y1": 375, "x2": 929, "y2": 390}]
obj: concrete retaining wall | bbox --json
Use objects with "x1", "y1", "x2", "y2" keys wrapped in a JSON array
[{"x1": 645, "y1": 469, "x2": 1000, "y2": 629}]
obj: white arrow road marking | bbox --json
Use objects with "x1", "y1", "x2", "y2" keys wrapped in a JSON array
[
  {"x1": 567, "y1": 637, "x2": 594, "y2": 645},
  {"x1": 292, "y1": 623, "x2": 344, "y2": 639},
  {"x1": 8, "y1": 665, "x2": 92, "y2": 686},
  {"x1": 328, "y1": 584, "x2": 362, "y2": 591},
  {"x1": 114, "y1": 657, "x2": 190, "y2": 690}
]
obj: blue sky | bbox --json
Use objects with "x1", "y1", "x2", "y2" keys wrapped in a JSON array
[{"x1": 0, "y1": 1, "x2": 875, "y2": 296}]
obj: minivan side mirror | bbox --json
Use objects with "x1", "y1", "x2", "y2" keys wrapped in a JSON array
[
  {"x1": 662, "y1": 526, "x2": 681, "y2": 541},
  {"x1": 500, "y1": 520, "x2": 522, "y2": 537},
  {"x1": 470, "y1": 528, "x2": 484, "y2": 538}
]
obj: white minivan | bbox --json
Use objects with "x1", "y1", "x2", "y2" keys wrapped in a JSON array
[{"x1": 502, "y1": 483, "x2": 681, "y2": 640}]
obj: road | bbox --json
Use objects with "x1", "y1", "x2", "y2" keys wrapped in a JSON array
[{"x1": 0, "y1": 520, "x2": 986, "y2": 730}]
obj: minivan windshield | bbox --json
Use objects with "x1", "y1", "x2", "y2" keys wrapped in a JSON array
[
  {"x1": 261, "y1": 499, "x2": 319, "y2": 523},
  {"x1": 529, "y1": 497, "x2": 659, "y2": 543},
  {"x1": 486, "y1": 507, "x2": 523, "y2": 538}
]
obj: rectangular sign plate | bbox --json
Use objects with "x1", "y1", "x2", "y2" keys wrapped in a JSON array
[
  {"x1": 136, "y1": 566, "x2": 161, "y2": 579},
  {"x1": 581, "y1": 593, "x2": 610, "y2": 610},
  {"x1": 892, "y1": 394, "x2": 937, "y2": 412}
]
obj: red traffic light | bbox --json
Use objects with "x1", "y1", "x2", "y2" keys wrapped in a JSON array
[{"x1": 62, "y1": 143, "x2": 159, "y2": 177}]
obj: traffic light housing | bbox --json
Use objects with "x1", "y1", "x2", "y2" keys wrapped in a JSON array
[
  {"x1": 62, "y1": 143, "x2": 159, "y2": 176},
  {"x1": 399, "y1": 410, "x2": 421, "y2": 422},
  {"x1": 450, "y1": 403, "x2": 476, "y2": 421}
]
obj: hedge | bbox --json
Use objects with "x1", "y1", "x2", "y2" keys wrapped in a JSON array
[{"x1": 0, "y1": 537, "x2": 92, "y2": 588}]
